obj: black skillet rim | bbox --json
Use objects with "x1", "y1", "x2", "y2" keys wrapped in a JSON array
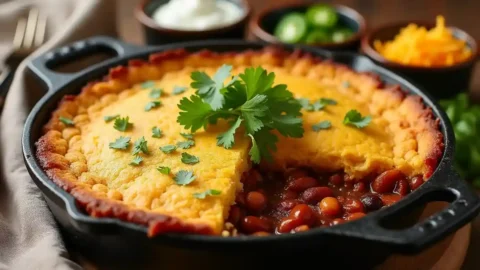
[{"x1": 21, "y1": 37, "x2": 478, "y2": 252}]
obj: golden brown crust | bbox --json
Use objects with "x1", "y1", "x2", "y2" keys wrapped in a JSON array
[{"x1": 35, "y1": 46, "x2": 444, "y2": 236}]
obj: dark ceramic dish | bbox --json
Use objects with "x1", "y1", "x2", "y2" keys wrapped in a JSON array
[
  {"x1": 361, "y1": 21, "x2": 480, "y2": 100},
  {"x1": 24, "y1": 37, "x2": 480, "y2": 270},
  {"x1": 135, "y1": 0, "x2": 251, "y2": 45},
  {"x1": 249, "y1": 3, "x2": 366, "y2": 52}
]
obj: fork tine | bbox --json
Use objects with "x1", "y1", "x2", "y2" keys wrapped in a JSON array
[
  {"x1": 23, "y1": 8, "x2": 39, "y2": 49},
  {"x1": 34, "y1": 12, "x2": 46, "y2": 47},
  {"x1": 12, "y1": 18, "x2": 26, "y2": 49}
]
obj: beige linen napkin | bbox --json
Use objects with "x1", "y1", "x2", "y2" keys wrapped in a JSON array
[{"x1": 0, "y1": 0, "x2": 118, "y2": 269}]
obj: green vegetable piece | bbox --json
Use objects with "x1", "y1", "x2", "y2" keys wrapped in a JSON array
[
  {"x1": 109, "y1": 136, "x2": 131, "y2": 150},
  {"x1": 141, "y1": 81, "x2": 155, "y2": 89},
  {"x1": 180, "y1": 133, "x2": 194, "y2": 139},
  {"x1": 59, "y1": 116, "x2": 74, "y2": 126},
  {"x1": 181, "y1": 152, "x2": 199, "y2": 164},
  {"x1": 172, "y1": 85, "x2": 188, "y2": 95},
  {"x1": 331, "y1": 28, "x2": 354, "y2": 43},
  {"x1": 343, "y1": 110, "x2": 371, "y2": 128},
  {"x1": 130, "y1": 156, "x2": 143, "y2": 166},
  {"x1": 149, "y1": 88, "x2": 163, "y2": 99},
  {"x1": 312, "y1": 120, "x2": 332, "y2": 131},
  {"x1": 145, "y1": 101, "x2": 162, "y2": 111},
  {"x1": 305, "y1": 4, "x2": 338, "y2": 28},
  {"x1": 103, "y1": 114, "x2": 119, "y2": 122},
  {"x1": 305, "y1": 29, "x2": 331, "y2": 44},
  {"x1": 132, "y1": 136, "x2": 149, "y2": 155},
  {"x1": 114, "y1": 116, "x2": 132, "y2": 132},
  {"x1": 274, "y1": 13, "x2": 308, "y2": 43},
  {"x1": 160, "y1": 145, "x2": 177, "y2": 153},
  {"x1": 157, "y1": 166, "x2": 171, "y2": 175},
  {"x1": 174, "y1": 170, "x2": 196, "y2": 185},
  {"x1": 193, "y1": 189, "x2": 221, "y2": 199},
  {"x1": 177, "y1": 140, "x2": 195, "y2": 149},
  {"x1": 152, "y1": 127, "x2": 163, "y2": 138}
]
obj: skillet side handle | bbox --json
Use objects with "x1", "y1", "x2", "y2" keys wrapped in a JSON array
[
  {"x1": 352, "y1": 168, "x2": 480, "y2": 253},
  {"x1": 27, "y1": 36, "x2": 143, "y2": 91}
]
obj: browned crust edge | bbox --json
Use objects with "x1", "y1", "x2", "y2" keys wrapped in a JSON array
[{"x1": 35, "y1": 46, "x2": 444, "y2": 237}]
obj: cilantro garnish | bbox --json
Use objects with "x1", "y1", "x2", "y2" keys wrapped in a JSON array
[
  {"x1": 109, "y1": 136, "x2": 131, "y2": 150},
  {"x1": 130, "y1": 156, "x2": 143, "y2": 166},
  {"x1": 59, "y1": 116, "x2": 74, "y2": 126},
  {"x1": 177, "y1": 66, "x2": 303, "y2": 164},
  {"x1": 174, "y1": 170, "x2": 196, "y2": 185},
  {"x1": 172, "y1": 86, "x2": 188, "y2": 95},
  {"x1": 103, "y1": 114, "x2": 119, "y2": 122},
  {"x1": 157, "y1": 166, "x2": 171, "y2": 175},
  {"x1": 132, "y1": 136, "x2": 149, "y2": 155},
  {"x1": 177, "y1": 140, "x2": 195, "y2": 149},
  {"x1": 149, "y1": 88, "x2": 163, "y2": 99},
  {"x1": 343, "y1": 110, "x2": 371, "y2": 128},
  {"x1": 299, "y1": 98, "x2": 337, "y2": 111},
  {"x1": 145, "y1": 101, "x2": 162, "y2": 111},
  {"x1": 180, "y1": 133, "x2": 194, "y2": 139},
  {"x1": 296, "y1": 98, "x2": 311, "y2": 110},
  {"x1": 342, "y1": 81, "x2": 351, "y2": 88},
  {"x1": 181, "y1": 152, "x2": 199, "y2": 164},
  {"x1": 114, "y1": 116, "x2": 132, "y2": 131},
  {"x1": 141, "y1": 81, "x2": 155, "y2": 89},
  {"x1": 312, "y1": 120, "x2": 332, "y2": 131},
  {"x1": 193, "y1": 189, "x2": 221, "y2": 199},
  {"x1": 152, "y1": 127, "x2": 163, "y2": 138},
  {"x1": 160, "y1": 145, "x2": 176, "y2": 153}
]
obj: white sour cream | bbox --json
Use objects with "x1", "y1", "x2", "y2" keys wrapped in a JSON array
[{"x1": 151, "y1": 0, "x2": 245, "y2": 31}]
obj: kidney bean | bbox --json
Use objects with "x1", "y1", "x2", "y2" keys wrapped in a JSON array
[
  {"x1": 346, "y1": 212, "x2": 366, "y2": 221},
  {"x1": 293, "y1": 225, "x2": 310, "y2": 233},
  {"x1": 409, "y1": 175, "x2": 424, "y2": 190},
  {"x1": 353, "y1": 182, "x2": 366, "y2": 192},
  {"x1": 343, "y1": 198, "x2": 365, "y2": 213},
  {"x1": 360, "y1": 194, "x2": 384, "y2": 212},
  {"x1": 371, "y1": 169, "x2": 405, "y2": 193},
  {"x1": 380, "y1": 194, "x2": 401, "y2": 206},
  {"x1": 246, "y1": 191, "x2": 267, "y2": 212},
  {"x1": 331, "y1": 218, "x2": 345, "y2": 226},
  {"x1": 252, "y1": 231, "x2": 270, "y2": 236},
  {"x1": 241, "y1": 216, "x2": 272, "y2": 233},
  {"x1": 301, "y1": 187, "x2": 334, "y2": 204},
  {"x1": 227, "y1": 205, "x2": 245, "y2": 225},
  {"x1": 394, "y1": 179, "x2": 410, "y2": 196},
  {"x1": 277, "y1": 218, "x2": 303, "y2": 233},
  {"x1": 286, "y1": 177, "x2": 317, "y2": 192},
  {"x1": 289, "y1": 204, "x2": 315, "y2": 226},
  {"x1": 276, "y1": 199, "x2": 300, "y2": 212},
  {"x1": 281, "y1": 190, "x2": 298, "y2": 200},
  {"x1": 329, "y1": 173, "x2": 344, "y2": 186},
  {"x1": 319, "y1": 197, "x2": 342, "y2": 217}
]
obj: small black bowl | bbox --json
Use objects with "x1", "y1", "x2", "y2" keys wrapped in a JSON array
[
  {"x1": 135, "y1": 0, "x2": 252, "y2": 45},
  {"x1": 249, "y1": 3, "x2": 366, "y2": 52},
  {"x1": 361, "y1": 21, "x2": 480, "y2": 100}
]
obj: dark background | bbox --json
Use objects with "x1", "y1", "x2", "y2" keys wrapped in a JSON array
[{"x1": 118, "y1": 1, "x2": 480, "y2": 269}]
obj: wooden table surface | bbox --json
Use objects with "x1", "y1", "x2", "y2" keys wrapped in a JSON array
[{"x1": 118, "y1": 1, "x2": 480, "y2": 269}]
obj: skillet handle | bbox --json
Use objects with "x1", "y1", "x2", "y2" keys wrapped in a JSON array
[
  {"x1": 28, "y1": 36, "x2": 144, "y2": 91},
  {"x1": 330, "y1": 166, "x2": 480, "y2": 253}
]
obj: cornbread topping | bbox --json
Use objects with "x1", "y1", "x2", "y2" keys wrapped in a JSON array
[{"x1": 35, "y1": 48, "x2": 443, "y2": 237}]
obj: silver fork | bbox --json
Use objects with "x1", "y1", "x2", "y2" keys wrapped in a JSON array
[{"x1": 0, "y1": 8, "x2": 47, "y2": 112}]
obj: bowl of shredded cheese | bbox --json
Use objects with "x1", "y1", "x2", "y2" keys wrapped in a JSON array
[{"x1": 361, "y1": 15, "x2": 478, "y2": 99}]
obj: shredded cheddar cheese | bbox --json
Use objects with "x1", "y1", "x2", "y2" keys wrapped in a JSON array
[{"x1": 374, "y1": 16, "x2": 472, "y2": 67}]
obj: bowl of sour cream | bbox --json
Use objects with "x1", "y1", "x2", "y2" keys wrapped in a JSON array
[{"x1": 135, "y1": 0, "x2": 251, "y2": 45}]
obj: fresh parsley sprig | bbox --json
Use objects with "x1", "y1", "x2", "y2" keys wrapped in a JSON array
[
  {"x1": 177, "y1": 66, "x2": 304, "y2": 164},
  {"x1": 343, "y1": 110, "x2": 371, "y2": 128}
]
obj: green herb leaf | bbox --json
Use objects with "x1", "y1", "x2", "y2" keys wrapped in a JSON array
[
  {"x1": 109, "y1": 136, "x2": 131, "y2": 150},
  {"x1": 157, "y1": 166, "x2": 171, "y2": 175},
  {"x1": 181, "y1": 152, "x2": 199, "y2": 164},
  {"x1": 149, "y1": 88, "x2": 163, "y2": 99},
  {"x1": 297, "y1": 98, "x2": 312, "y2": 110},
  {"x1": 130, "y1": 155, "x2": 143, "y2": 166},
  {"x1": 309, "y1": 98, "x2": 337, "y2": 111},
  {"x1": 342, "y1": 81, "x2": 351, "y2": 88},
  {"x1": 174, "y1": 170, "x2": 196, "y2": 185},
  {"x1": 59, "y1": 116, "x2": 74, "y2": 126},
  {"x1": 248, "y1": 129, "x2": 278, "y2": 163},
  {"x1": 193, "y1": 189, "x2": 221, "y2": 199},
  {"x1": 177, "y1": 95, "x2": 214, "y2": 132},
  {"x1": 343, "y1": 109, "x2": 372, "y2": 128},
  {"x1": 172, "y1": 85, "x2": 188, "y2": 95},
  {"x1": 152, "y1": 127, "x2": 163, "y2": 138},
  {"x1": 177, "y1": 140, "x2": 195, "y2": 149},
  {"x1": 132, "y1": 136, "x2": 149, "y2": 155},
  {"x1": 145, "y1": 101, "x2": 162, "y2": 111},
  {"x1": 217, "y1": 117, "x2": 243, "y2": 149},
  {"x1": 312, "y1": 120, "x2": 332, "y2": 131},
  {"x1": 141, "y1": 81, "x2": 155, "y2": 89},
  {"x1": 190, "y1": 64, "x2": 232, "y2": 110},
  {"x1": 240, "y1": 67, "x2": 275, "y2": 99},
  {"x1": 160, "y1": 145, "x2": 177, "y2": 154},
  {"x1": 180, "y1": 133, "x2": 194, "y2": 140},
  {"x1": 114, "y1": 116, "x2": 132, "y2": 132},
  {"x1": 103, "y1": 114, "x2": 119, "y2": 122}
]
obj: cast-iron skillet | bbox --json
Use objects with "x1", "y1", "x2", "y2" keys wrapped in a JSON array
[{"x1": 23, "y1": 36, "x2": 480, "y2": 269}]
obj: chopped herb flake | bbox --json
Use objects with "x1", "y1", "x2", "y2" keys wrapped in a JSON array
[
  {"x1": 172, "y1": 85, "x2": 188, "y2": 95},
  {"x1": 343, "y1": 110, "x2": 372, "y2": 128},
  {"x1": 103, "y1": 114, "x2": 119, "y2": 122},
  {"x1": 59, "y1": 116, "x2": 74, "y2": 126},
  {"x1": 149, "y1": 88, "x2": 163, "y2": 99},
  {"x1": 181, "y1": 152, "x2": 199, "y2": 164},
  {"x1": 141, "y1": 81, "x2": 155, "y2": 89},
  {"x1": 180, "y1": 133, "x2": 194, "y2": 139},
  {"x1": 174, "y1": 170, "x2": 196, "y2": 185},
  {"x1": 177, "y1": 140, "x2": 195, "y2": 149},
  {"x1": 342, "y1": 81, "x2": 351, "y2": 88},
  {"x1": 132, "y1": 136, "x2": 149, "y2": 155},
  {"x1": 157, "y1": 166, "x2": 171, "y2": 175},
  {"x1": 312, "y1": 120, "x2": 332, "y2": 131},
  {"x1": 113, "y1": 116, "x2": 132, "y2": 132},
  {"x1": 193, "y1": 189, "x2": 221, "y2": 199},
  {"x1": 160, "y1": 145, "x2": 177, "y2": 153},
  {"x1": 109, "y1": 136, "x2": 131, "y2": 150},
  {"x1": 152, "y1": 127, "x2": 163, "y2": 138},
  {"x1": 130, "y1": 156, "x2": 143, "y2": 166},
  {"x1": 145, "y1": 101, "x2": 162, "y2": 111}
]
